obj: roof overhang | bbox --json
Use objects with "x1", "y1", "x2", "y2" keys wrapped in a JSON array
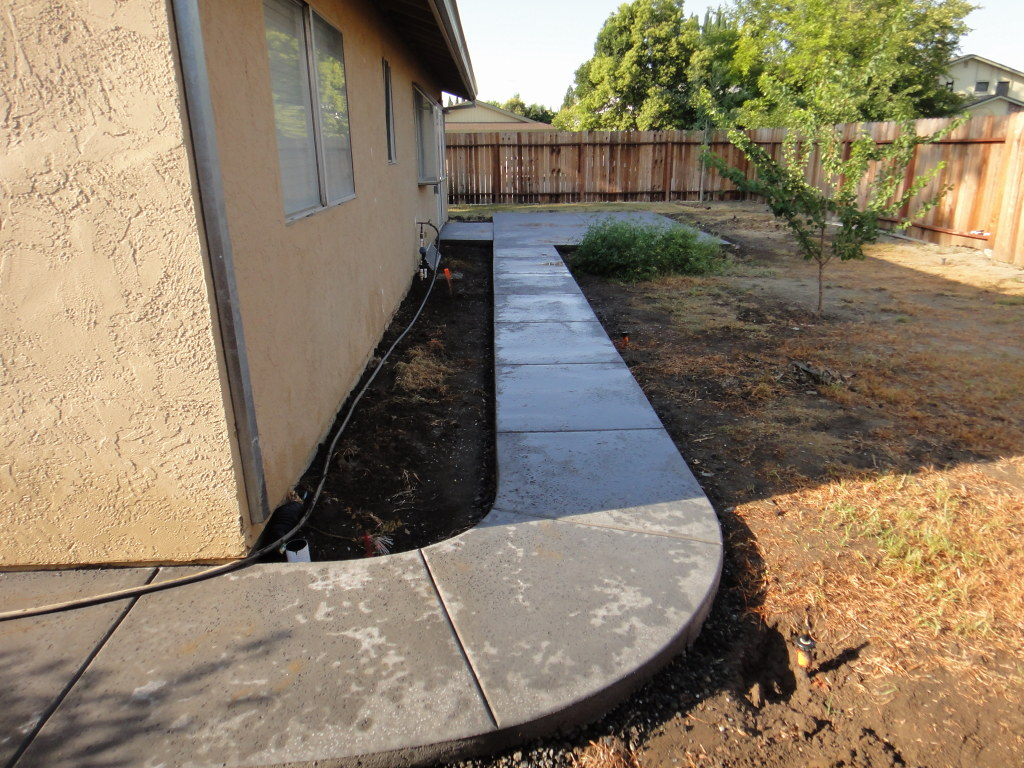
[
  {"x1": 374, "y1": 0, "x2": 477, "y2": 99},
  {"x1": 949, "y1": 54, "x2": 1024, "y2": 81},
  {"x1": 965, "y1": 94, "x2": 1024, "y2": 109}
]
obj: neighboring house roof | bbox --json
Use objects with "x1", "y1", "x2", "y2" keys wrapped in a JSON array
[
  {"x1": 376, "y1": 0, "x2": 477, "y2": 98},
  {"x1": 444, "y1": 101, "x2": 554, "y2": 132},
  {"x1": 444, "y1": 100, "x2": 546, "y2": 124},
  {"x1": 949, "y1": 54, "x2": 1024, "y2": 81},
  {"x1": 964, "y1": 94, "x2": 1024, "y2": 110},
  {"x1": 446, "y1": 121, "x2": 555, "y2": 132}
]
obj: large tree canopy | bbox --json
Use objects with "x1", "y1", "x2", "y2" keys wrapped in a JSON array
[
  {"x1": 485, "y1": 94, "x2": 557, "y2": 124},
  {"x1": 555, "y1": 0, "x2": 973, "y2": 131},
  {"x1": 732, "y1": 0, "x2": 973, "y2": 125},
  {"x1": 554, "y1": 0, "x2": 703, "y2": 130}
]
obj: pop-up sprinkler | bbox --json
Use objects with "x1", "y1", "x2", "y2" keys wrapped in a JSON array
[{"x1": 795, "y1": 633, "x2": 816, "y2": 673}]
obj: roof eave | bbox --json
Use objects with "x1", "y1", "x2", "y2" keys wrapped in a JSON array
[
  {"x1": 949, "y1": 54, "x2": 1024, "y2": 81},
  {"x1": 375, "y1": 0, "x2": 477, "y2": 100},
  {"x1": 427, "y1": 0, "x2": 477, "y2": 99}
]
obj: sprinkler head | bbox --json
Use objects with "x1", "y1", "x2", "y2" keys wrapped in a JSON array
[
  {"x1": 795, "y1": 633, "x2": 816, "y2": 670},
  {"x1": 796, "y1": 634, "x2": 816, "y2": 652}
]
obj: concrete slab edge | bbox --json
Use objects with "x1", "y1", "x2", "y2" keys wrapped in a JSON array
[{"x1": 273, "y1": 556, "x2": 722, "y2": 768}]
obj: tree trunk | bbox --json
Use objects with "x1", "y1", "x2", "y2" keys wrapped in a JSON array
[
  {"x1": 816, "y1": 226, "x2": 827, "y2": 313},
  {"x1": 817, "y1": 258, "x2": 825, "y2": 314}
]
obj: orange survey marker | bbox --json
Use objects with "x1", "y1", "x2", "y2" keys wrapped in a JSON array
[{"x1": 444, "y1": 268, "x2": 454, "y2": 296}]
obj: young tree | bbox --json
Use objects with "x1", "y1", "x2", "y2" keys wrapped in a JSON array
[{"x1": 704, "y1": 109, "x2": 957, "y2": 312}]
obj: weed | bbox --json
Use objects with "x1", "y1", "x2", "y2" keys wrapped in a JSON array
[{"x1": 571, "y1": 219, "x2": 724, "y2": 282}]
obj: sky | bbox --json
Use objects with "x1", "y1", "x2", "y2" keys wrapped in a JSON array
[{"x1": 454, "y1": 0, "x2": 1024, "y2": 110}]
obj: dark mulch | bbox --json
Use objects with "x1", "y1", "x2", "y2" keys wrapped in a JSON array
[{"x1": 262, "y1": 241, "x2": 495, "y2": 561}]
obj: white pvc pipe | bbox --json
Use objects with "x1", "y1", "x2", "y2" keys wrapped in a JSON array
[{"x1": 284, "y1": 539, "x2": 311, "y2": 563}]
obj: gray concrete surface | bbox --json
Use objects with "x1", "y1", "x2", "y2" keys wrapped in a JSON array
[
  {"x1": 495, "y1": 321, "x2": 621, "y2": 365},
  {"x1": 423, "y1": 509, "x2": 720, "y2": 730},
  {"x1": 1, "y1": 211, "x2": 722, "y2": 768},
  {"x1": 440, "y1": 221, "x2": 493, "y2": 242},
  {"x1": 0, "y1": 569, "x2": 156, "y2": 767},
  {"x1": 496, "y1": 363, "x2": 665, "y2": 432},
  {"x1": 16, "y1": 558, "x2": 493, "y2": 768},
  {"x1": 492, "y1": 429, "x2": 723, "y2": 544}
]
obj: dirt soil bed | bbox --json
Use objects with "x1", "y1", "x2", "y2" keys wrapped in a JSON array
[{"x1": 286, "y1": 242, "x2": 495, "y2": 560}]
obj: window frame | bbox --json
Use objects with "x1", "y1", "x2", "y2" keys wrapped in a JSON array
[
  {"x1": 413, "y1": 85, "x2": 445, "y2": 185},
  {"x1": 975, "y1": 81, "x2": 990, "y2": 93},
  {"x1": 264, "y1": 0, "x2": 356, "y2": 220},
  {"x1": 383, "y1": 59, "x2": 397, "y2": 164}
]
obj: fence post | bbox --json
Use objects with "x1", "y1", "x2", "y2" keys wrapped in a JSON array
[{"x1": 992, "y1": 112, "x2": 1024, "y2": 267}]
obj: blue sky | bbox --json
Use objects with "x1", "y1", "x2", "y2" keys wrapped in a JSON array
[{"x1": 455, "y1": 0, "x2": 1024, "y2": 109}]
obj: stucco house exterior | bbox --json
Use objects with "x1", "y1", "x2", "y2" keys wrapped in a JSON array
[
  {"x1": 445, "y1": 100, "x2": 554, "y2": 132},
  {"x1": 945, "y1": 54, "x2": 1024, "y2": 117},
  {"x1": 1, "y1": 0, "x2": 475, "y2": 568}
]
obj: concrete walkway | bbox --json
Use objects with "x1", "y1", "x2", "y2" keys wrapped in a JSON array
[{"x1": 0, "y1": 212, "x2": 722, "y2": 768}]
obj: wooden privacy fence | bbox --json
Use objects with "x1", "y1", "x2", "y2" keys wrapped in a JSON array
[{"x1": 445, "y1": 114, "x2": 1024, "y2": 266}]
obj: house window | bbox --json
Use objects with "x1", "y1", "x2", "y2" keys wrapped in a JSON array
[
  {"x1": 975, "y1": 81, "x2": 989, "y2": 93},
  {"x1": 414, "y1": 86, "x2": 444, "y2": 184},
  {"x1": 997, "y1": 81, "x2": 1010, "y2": 97},
  {"x1": 945, "y1": 80, "x2": 954, "y2": 92},
  {"x1": 383, "y1": 60, "x2": 397, "y2": 164},
  {"x1": 264, "y1": 0, "x2": 355, "y2": 217}
]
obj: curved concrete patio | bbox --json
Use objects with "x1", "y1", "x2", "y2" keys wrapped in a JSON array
[{"x1": 1, "y1": 212, "x2": 722, "y2": 768}]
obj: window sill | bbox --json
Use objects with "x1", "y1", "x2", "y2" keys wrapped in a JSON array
[{"x1": 284, "y1": 193, "x2": 357, "y2": 223}]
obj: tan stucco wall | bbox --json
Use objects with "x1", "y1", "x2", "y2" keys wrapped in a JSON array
[
  {"x1": 0, "y1": 1, "x2": 248, "y2": 567},
  {"x1": 200, "y1": 0, "x2": 447, "y2": 521}
]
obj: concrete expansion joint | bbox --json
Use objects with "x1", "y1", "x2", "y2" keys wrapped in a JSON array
[{"x1": 419, "y1": 550, "x2": 499, "y2": 730}]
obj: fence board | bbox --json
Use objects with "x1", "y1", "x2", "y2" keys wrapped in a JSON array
[{"x1": 445, "y1": 117, "x2": 1023, "y2": 265}]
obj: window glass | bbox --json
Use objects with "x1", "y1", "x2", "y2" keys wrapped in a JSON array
[
  {"x1": 415, "y1": 87, "x2": 443, "y2": 183},
  {"x1": 264, "y1": 0, "x2": 355, "y2": 216},
  {"x1": 975, "y1": 81, "x2": 989, "y2": 93},
  {"x1": 384, "y1": 60, "x2": 397, "y2": 163},
  {"x1": 265, "y1": 0, "x2": 319, "y2": 214},
  {"x1": 312, "y1": 12, "x2": 355, "y2": 202}
]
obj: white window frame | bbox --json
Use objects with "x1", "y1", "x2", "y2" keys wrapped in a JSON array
[
  {"x1": 264, "y1": 0, "x2": 356, "y2": 219},
  {"x1": 383, "y1": 59, "x2": 397, "y2": 164},
  {"x1": 414, "y1": 85, "x2": 445, "y2": 185}
]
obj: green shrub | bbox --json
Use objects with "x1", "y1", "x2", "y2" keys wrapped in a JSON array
[{"x1": 570, "y1": 219, "x2": 723, "y2": 282}]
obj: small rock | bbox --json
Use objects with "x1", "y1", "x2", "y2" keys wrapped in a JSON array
[{"x1": 748, "y1": 682, "x2": 764, "y2": 709}]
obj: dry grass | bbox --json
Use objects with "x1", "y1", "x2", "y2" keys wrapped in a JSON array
[
  {"x1": 609, "y1": 209, "x2": 1024, "y2": 697},
  {"x1": 780, "y1": 325, "x2": 1024, "y2": 456},
  {"x1": 394, "y1": 344, "x2": 451, "y2": 394},
  {"x1": 569, "y1": 740, "x2": 642, "y2": 768},
  {"x1": 745, "y1": 465, "x2": 1024, "y2": 674}
]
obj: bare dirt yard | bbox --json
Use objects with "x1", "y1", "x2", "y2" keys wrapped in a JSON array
[{"x1": 288, "y1": 201, "x2": 1024, "y2": 768}]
